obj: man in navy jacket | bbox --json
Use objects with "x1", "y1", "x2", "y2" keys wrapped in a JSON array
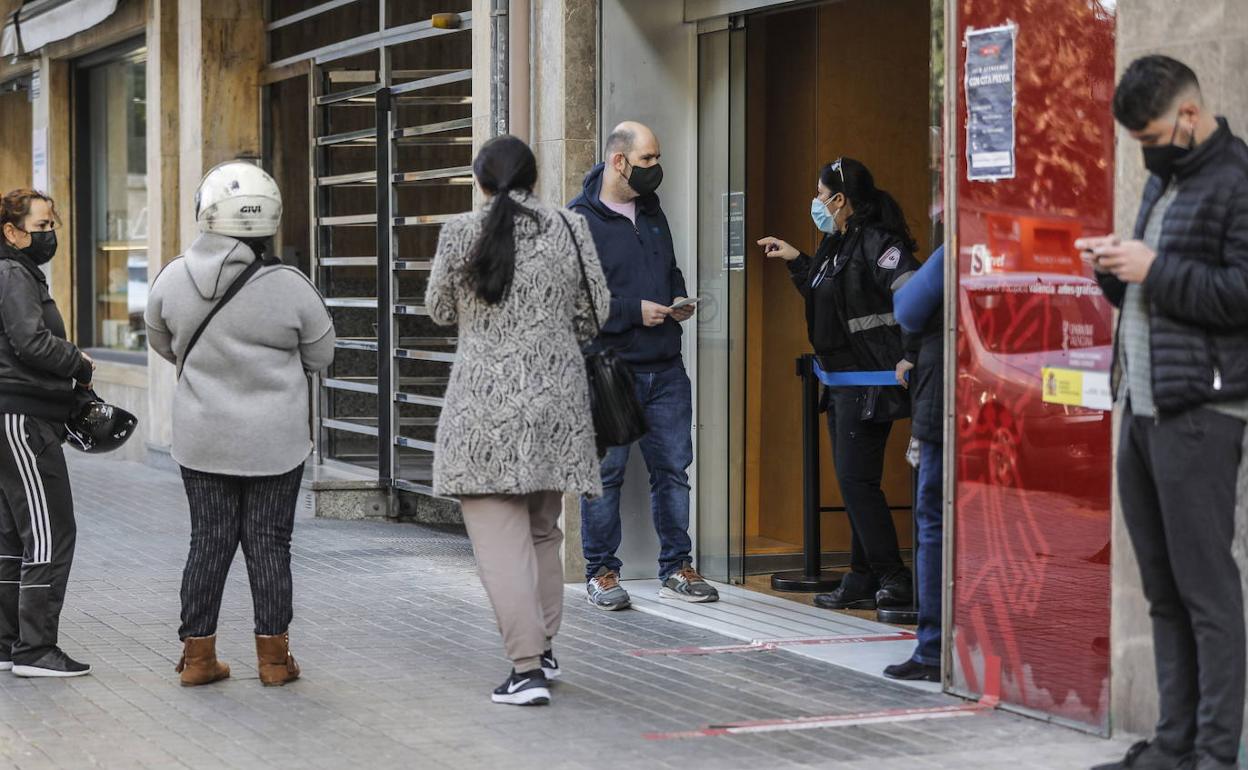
[{"x1": 569, "y1": 121, "x2": 718, "y2": 609}]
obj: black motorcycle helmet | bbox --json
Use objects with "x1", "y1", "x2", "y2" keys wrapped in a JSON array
[{"x1": 65, "y1": 392, "x2": 138, "y2": 454}]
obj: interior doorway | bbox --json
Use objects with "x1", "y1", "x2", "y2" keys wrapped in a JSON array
[{"x1": 697, "y1": 0, "x2": 938, "y2": 601}]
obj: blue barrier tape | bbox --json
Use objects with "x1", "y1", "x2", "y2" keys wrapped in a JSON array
[{"x1": 812, "y1": 361, "x2": 904, "y2": 388}]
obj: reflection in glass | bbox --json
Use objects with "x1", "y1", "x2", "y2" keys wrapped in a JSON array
[{"x1": 85, "y1": 51, "x2": 148, "y2": 351}]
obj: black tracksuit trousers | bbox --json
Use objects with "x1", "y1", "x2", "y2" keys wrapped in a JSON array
[
  {"x1": 178, "y1": 465, "x2": 304, "y2": 640},
  {"x1": 0, "y1": 415, "x2": 76, "y2": 665},
  {"x1": 1118, "y1": 406, "x2": 1245, "y2": 765}
]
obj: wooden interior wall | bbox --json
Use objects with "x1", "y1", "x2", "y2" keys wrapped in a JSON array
[
  {"x1": 269, "y1": 75, "x2": 311, "y2": 275},
  {"x1": 0, "y1": 91, "x2": 32, "y2": 190},
  {"x1": 745, "y1": 0, "x2": 931, "y2": 552}
]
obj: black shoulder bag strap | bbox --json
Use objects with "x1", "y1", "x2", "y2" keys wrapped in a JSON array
[
  {"x1": 177, "y1": 258, "x2": 264, "y2": 379},
  {"x1": 556, "y1": 211, "x2": 603, "y2": 337}
]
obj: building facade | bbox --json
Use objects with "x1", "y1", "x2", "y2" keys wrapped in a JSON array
[{"x1": 0, "y1": 0, "x2": 1241, "y2": 758}]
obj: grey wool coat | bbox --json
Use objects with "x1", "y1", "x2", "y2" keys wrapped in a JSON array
[{"x1": 426, "y1": 192, "x2": 610, "y2": 498}]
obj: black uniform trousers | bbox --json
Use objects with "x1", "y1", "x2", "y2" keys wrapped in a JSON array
[
  {"x1": 826, "y1": 387, "x2": 906, "y2": 581},
  {"x1": 179, "y1": 465, "x2": 304, "y2": 640},
  {"x1": 1118, "y1": 406, "x2": 1245, "y2": 765},
  {"x1": 0, "y1": 415, "x2": 76, "y2": 665}
]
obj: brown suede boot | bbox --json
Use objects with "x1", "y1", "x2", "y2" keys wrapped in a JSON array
[
  {"x1": 175, "y1": 635, "x2": 230, "y2": 687},
  {"x1": 255, "y1": 633, "x2": 300, "y2": 686}
]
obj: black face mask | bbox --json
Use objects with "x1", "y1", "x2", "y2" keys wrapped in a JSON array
[
  {"x1": 1142, "y1": 115, "x2": 1195, "y2": 180},
  {"x1": 18, "y1": 230, "x2": 56, "y2": 265},
  {"x1": 625, "y1": 160, "x2": 663, "y2": 196}
]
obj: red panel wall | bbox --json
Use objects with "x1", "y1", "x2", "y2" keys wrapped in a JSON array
[{"x1": 950, "y1": 0, "x2": 1117, "y2": 731}]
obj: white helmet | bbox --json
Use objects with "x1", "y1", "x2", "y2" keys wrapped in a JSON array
[{"x1": 194, "y1": 160, "x2": 283, "y2": 238}]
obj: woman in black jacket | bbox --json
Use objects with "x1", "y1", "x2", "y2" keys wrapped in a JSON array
[
  {"x1": 0, "y1": 189, "x2": 95, "y2": 677},
  {"x1": 758, "y1": 157, "x2": 920, "y2": 612}
]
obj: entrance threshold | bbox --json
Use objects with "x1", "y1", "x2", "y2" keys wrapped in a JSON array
[{"x1": 615, "y1": 579, "x2": 939, "y2": 692}]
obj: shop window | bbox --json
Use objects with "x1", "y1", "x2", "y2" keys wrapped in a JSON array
[{"x1": 74, "y1": 43, "x2": 148, "y2": 354}]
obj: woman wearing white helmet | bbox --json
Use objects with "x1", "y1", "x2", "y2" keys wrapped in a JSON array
[{"x1": 145, "y1": 160, "x2": 335, "y2": 687}]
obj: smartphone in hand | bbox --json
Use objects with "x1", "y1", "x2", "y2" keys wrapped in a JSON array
[{"x1": 670, "y1": 297, "x2": 702, "y2": 311}]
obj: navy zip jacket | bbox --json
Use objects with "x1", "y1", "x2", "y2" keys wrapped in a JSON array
[{"x1": 569, "y1": 163, "x2": 687, "y2": 372}]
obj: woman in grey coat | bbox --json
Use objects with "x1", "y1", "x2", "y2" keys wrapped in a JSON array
[
  {"x1": 427, "y1": 135, "x2": 609, "y2": 706},
  {"x1": 145, "y1": 161, "x2": 335, "y2": 688}
]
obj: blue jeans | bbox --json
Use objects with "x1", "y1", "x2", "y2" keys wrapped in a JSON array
[
  {"x1": 912, "y1": 441, "x2": 944, "y2": 666},
  {"x1": 581, "y1": 365, "x2": 693, "y2": 581}
]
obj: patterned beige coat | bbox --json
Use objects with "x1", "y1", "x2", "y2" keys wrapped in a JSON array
[{"x1": 426, "y1": 192, "x2": 611, "y2": 498}]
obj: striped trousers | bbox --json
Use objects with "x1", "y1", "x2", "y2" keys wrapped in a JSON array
[
  {"x1": 178, "y1": 465, "x2": 304, "y2": 639},
  {"x1": 0, "y1": 415, "x2": 76, "y2": 665}
]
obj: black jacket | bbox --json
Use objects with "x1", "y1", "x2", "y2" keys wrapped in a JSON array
[
  {"x1": 0, "y1": 244, "x2": 91, "y2": 420},
  {"x1": 788, "y1": 224, "x2": 921, "y2": 422},
  {"x1": 1097, "y1": 118, "x2": 1248, "y2": 413},
  {"x1": 569, "y1": 164, "x2": 687, "y2": 372},
  {"x1": 895, "y1": 245, "x2": 945, "y2": 444}
]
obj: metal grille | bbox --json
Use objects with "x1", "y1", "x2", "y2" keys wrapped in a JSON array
[{"x1": 269, "y1": 2, "x2": 474, "y2": 503}]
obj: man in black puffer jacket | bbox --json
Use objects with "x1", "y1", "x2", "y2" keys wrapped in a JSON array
[{"x1": 1082, "y1": 56, "x2": 1248, "y2": 770}]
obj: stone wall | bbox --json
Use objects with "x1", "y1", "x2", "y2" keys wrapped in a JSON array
[{"x1": 1112, "y1": 2, "x2": 1248, "y2": 763}]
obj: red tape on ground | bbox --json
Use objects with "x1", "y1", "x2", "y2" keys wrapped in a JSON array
[
  {"x1": 628, "y1": 631, "x2": 916, "y2": 657},
  {"x1": 643, "y1": 701, "x2": 994, "y2": 740}
]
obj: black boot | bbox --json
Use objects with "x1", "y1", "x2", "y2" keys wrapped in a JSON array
[
  {"x1": 814, "y1": 572, "x2": 878, "y2": 610},
  {"x1": 883, "y1": 659, "x2": 939, "y2": 682},
  {"x1": 876, "y1": 569, "x2": 914, "y2": 608}
]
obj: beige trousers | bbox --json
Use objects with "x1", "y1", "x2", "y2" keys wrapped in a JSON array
[{"x1": 459, "y1": 492, "x2": 564, "y2": 672}]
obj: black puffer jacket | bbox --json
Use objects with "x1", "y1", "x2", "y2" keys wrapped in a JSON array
[
  {"x1": 0, "y1": 244, "x2": 92, "y2": 420},
  {"x1": 788, "y1": 224, "x2": 921, "y2": 423},
  {"x1": 1097, "y1": 118, "x2": 1248, "y2": 413}
]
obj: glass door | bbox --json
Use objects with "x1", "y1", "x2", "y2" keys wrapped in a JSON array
[{"x1": 695, "y1": 20, "x2": 747, "y2": 583}]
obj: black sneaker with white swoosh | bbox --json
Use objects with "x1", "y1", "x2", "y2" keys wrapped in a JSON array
[
  {"x1": 491, "y1": 668, "x2": 551, "y2": 706},
  {"x1": 540, "y1": 649, "x2": 560, "y2": 680}
]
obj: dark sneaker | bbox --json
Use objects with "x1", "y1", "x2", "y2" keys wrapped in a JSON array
[
  {"x1": 13, "y1": 648, "x2": 91, "y2": 678},
  {"x1": 1193, "y1": 748, "x2": 1233, "y2": 768},
  {"x1": 814, "y1": 573, "x2": 878, "y2": 610},
  {"x1": 1091, "y1": 741, "x2": 1193, "y2": 770},
  {"x1": 660, "y1": 564, "x2": 720, "y2": 603},
  {"x1": 587, "y1": 567, "x2": 630, "y2": 611},
  {"x1": 491, "y1": 669, "x2": 550, "y2": 706},
  {"x1": 883, "y1": 659, "x2": 939, "y2": 682},
  {"x1": 1194, "y1": 754, "x2": 1236, "y2": 770},
  {"x1": 541, "y1": 649, "x2": 561, "y2": 681},
  {"x1": 876, "y1": 569, "x2": 914, "y2": 608}
]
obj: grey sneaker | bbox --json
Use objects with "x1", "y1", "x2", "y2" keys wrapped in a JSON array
[
  {"x1": 660, "y1": 564, "x2": 719, "y2": 603},
  {"x1": 587, "y1": 568, "x2": 630, "y2": 611}
]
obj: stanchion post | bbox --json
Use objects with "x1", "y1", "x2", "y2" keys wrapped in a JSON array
[{"x1": 771, "y1": 355, "x2": 844, "y2": 592}]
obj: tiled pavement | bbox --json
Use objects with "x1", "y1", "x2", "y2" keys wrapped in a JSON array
[{"x1": 0, "y1": 454, "x2": 1134, "y2": 769}]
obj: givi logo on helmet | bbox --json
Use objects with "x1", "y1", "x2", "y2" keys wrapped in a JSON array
[{"x1": 240, "y1": 205, "x2": 262, "y2": 214}]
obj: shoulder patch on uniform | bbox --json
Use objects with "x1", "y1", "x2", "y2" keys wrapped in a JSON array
[{"x1": 878, "y1": 246, "x2": 901, "y2": 269}]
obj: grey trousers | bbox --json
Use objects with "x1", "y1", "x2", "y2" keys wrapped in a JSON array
[
  {"x1": 460, "y1": 492, "x2": 563, "y2": 673},
  {"x1": 1119, "y1": 407, "x2": 1245, "y2": 765}
]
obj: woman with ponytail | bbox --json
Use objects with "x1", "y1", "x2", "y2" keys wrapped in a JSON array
[
  {"x1": 426, "y1": 135, "x2": 610, "y2": 706},
  {"x1": 757, "y1": 157, "x2": 922, "y2": 614}
]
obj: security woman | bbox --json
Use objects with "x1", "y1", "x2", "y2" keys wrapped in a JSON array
[{"x1": 758, "y1": 157, "x2": 921, "y2": 613}]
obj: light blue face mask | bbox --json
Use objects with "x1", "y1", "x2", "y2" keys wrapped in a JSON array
[{"x1": 810, "y1": 197, "x2": 842, "y2": 234}]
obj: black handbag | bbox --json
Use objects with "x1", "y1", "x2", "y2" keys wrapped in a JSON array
[{"x1": 557, "y1": 213, "x2": 648, "y2": 456}]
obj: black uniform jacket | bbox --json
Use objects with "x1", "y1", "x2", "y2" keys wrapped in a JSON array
[{"x1": 788, "y1": 224, "x2": 921, "y2": 423}]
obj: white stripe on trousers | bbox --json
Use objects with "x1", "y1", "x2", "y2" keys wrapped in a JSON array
[{"x1": 3, "y1": 415, "x2": 51, "y2": 564}]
